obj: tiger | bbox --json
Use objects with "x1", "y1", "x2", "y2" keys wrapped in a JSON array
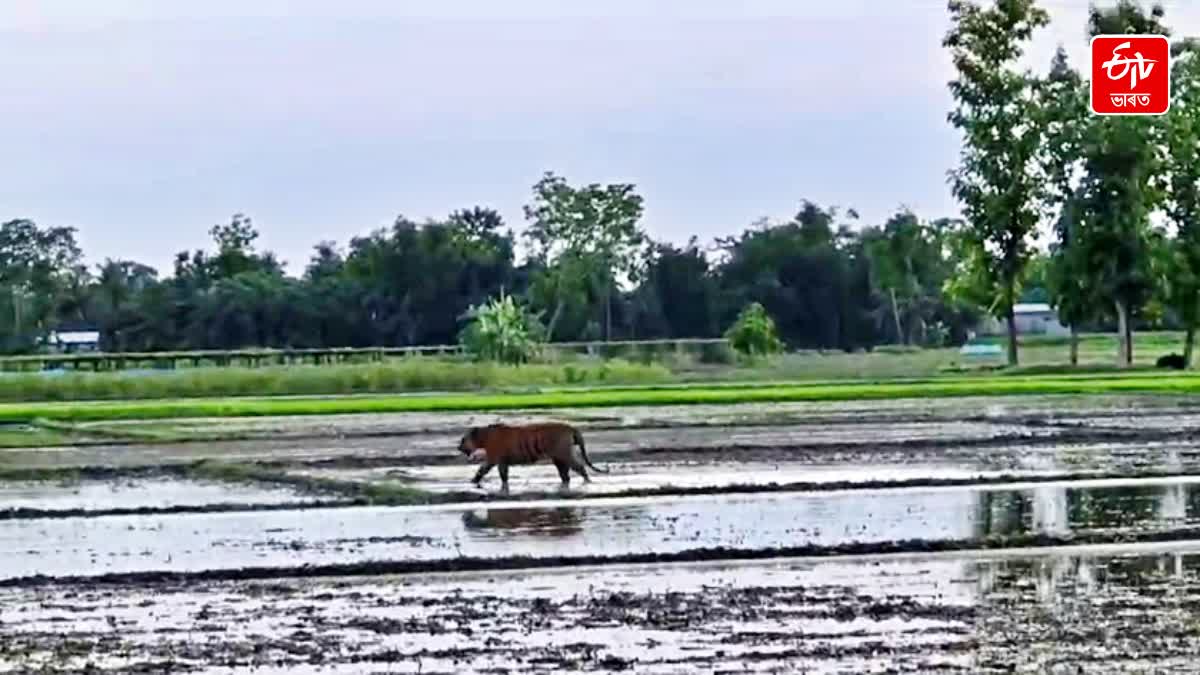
[{"x1": 457, "y1": 422, "x2": 608, "y2": 493}]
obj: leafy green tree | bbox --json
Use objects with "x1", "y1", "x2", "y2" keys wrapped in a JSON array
[
  {"x1": 1075, "y1": 120, "x2": 1164, "y2": 368},
  {"x1": 304, "y1": 241, "x2": 345, "y2": 283},
  {"x1": 864, "y1": 210, "x2": 953, "y2": 346},
  {"x1": 717, "y1": 204, "x2": 869, "y2": 351},
  {"x1": 724, "y1": 302, "x2": 784, "y2": 358},
  {"x1": 944, "y1": 0, "x2": 1051, "y2": 366},
  {"x1": 0, "y1": 219, "x2": 87, "y2": 350},
  {"x1": 1046, "y1": 192, "x2": 1093, "y2": 365},
  {"x1": 1075, "y1": 1, "x2": 1170, "y2": 367},
  {"x1": 448, "y1": 206, "x2": 515, "y2": 303},
  {"x1": 459, "y1": 291, "x2": 545, "y2": 364},
  {"x1": 1037, "y1": 47, "x2": 1090, "y2": 365},
  {"x1": 209, "y1": 213, "x2": 284, "y2": 279},
  {"x1": 631, "y1": 238, "x2": 721, "y2": 338},
  {"x1": 1164, "y1": 39, "x2": 1200, "y2": 366},
  {"x1": 523, "y1": 171, "x2": 647, "y2": 341},
  {"x1": 90, "y1": 259, "x2": 159, "y2": 351},
  {"x1": 340, "y1": 214, "x2": 517, "y2": 347}
]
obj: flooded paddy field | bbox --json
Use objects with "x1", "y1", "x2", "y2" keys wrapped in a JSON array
[
  {"x1": 6, "y1": 477, "x2": 1200, "y2": 582},
  {"x1": 6, "y1": 546, "x2": 1200, "y2": 673},
  {"x1": 0, "y1": 477, "x2": 320, "y2": 513},
  {"x1": 5, "y1": 393, "x2": 1200, "y2": 671}
]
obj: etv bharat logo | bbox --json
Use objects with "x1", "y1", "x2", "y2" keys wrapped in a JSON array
[{"x1": 1090, "y1": 34, "x2": 1170, "y2": 115}]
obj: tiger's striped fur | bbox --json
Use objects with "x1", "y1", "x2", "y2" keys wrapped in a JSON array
[{"x1": 457, "y1": 422, "x2": 607, "y2": 493}]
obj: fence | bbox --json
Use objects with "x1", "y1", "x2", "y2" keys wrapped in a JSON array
[{"x1": 0, "y1": 338, "x2": 733, "y2": 372}]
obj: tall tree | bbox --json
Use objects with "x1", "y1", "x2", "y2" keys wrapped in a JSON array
[
  {"x1": 1076, "y1": 1, "x2": 1170, "y2": 367},
  {"x1": 717, "y1": 204, "x2": 867, "y2": 350},
  {"x1": 0, "y1": 219, "x2": 86, "y2": 350},
  {"x1": 1038, "y1": 46, "x2": 1090, "y2": 365},
  {"x1": 866, "y1": 211, "x2": 927, "y2": 344},
  {"x1": 209, "y1": 213, "x2": 285, "y2": 279},
  {"x1": 447, "y1": 206, "x2": 516, "y2": 306},
  {"x1": 865, "y1": 213, "x2": 960, "y2": 347},
  {"x1": 522, "y1": 172, "x2": 647, "y2": 341},
  {"x1": 944, "y1": 0, "x2": 1051, "y2": 366},
  {"x1": 91, "y1": 259, "x2": 159, "y2": 351},
  {"x1": 634, "y1": 238, "x2": 721, "y2": 339},
  {"x1": 1164, "y1": 39, "x2": 1200, "y2": 366}
]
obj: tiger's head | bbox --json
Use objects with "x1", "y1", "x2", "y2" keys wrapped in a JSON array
[{"x1": 458, "y1": 426, "x2": 489, "y2": 462}]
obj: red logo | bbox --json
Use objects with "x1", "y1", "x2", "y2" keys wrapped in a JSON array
[{"x1": 1090, "y1": 34, "x2": 1171, "y2": 115}]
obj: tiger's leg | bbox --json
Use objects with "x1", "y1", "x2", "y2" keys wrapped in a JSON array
[
  {"x1": 498, "y1": 462, "x2": 510, "y2": 495},
  {"x1": 554, "y1": 459, "x2": 571, "y2": 490},
  {"x1": 569, "y1": 455, "x2": 592, "y2": 483},
  {"x1": 471, "y1": 462, "x2": 494, "y2": 487}
]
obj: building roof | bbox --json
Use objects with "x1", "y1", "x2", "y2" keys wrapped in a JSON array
[{"x1": 1013, "y1": 303, "x2": 1053, "y2": 314}]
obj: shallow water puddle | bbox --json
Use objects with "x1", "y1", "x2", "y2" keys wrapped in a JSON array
[
  {"x1": 0, "y1": 419, "x2": 1055, "y2": 471},
  {"x1": 6, "y1": 477, "x2": 1200, "y2": 580},
  {"x1": 387, "y1": 460, "x2": 1060, "y2": 494},
  {"x1": 294, "y1": 439, "x2": 1200, "y2": 496},
  {"x1": 0, "y1": 477, "x2": 318, "y2": 512}
]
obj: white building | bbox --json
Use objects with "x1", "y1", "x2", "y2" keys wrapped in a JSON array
[
  {"x1": 977, "y1": 303, "x2": 1070, "y2": 337},
  {"x1": 44, "y1": 329, "x2": 101, "y2": 353}
]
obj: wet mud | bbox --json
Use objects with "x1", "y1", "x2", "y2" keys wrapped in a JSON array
[
  {"x1": 5, "y1": 548, "x2": 1200, "y2": 673},
  {"x1": 85, "y1": 393, "x2": 1200, "y2": 438},
  {"x1": 5, "y1": 394, "x2": 1200, "y2": 671},
  {"x1": 0, "y1": 475, "x2": 321, "y2": 512}
]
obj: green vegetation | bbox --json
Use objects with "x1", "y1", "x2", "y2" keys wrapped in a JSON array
[
  {"x1": 458, "y1": 292, "x2": 546, "y2": 364},
  {"x1": 0, "y1": 425, "x2": 88, "y2": 449},
  {"x1": 0, "y1": 357, "x2": 672, "y2": 402},
  {"x1": 0, "y1": 331, "x2": 1183, "y2": 408},
  {"x1": 0, "y1": 371, "x2": 1193, "y2": 424},
  {"x1": 724, "y1": 303, "x2": 784, "y2": 358},
  {"x1": 0, "y1": 2, "x2": 1199, "y2": 386},
  {"x1": 0, "y1": 339, "x2": 731, "y2": 372},
  {"x1": 944, "y1": 0, "x2": 1049, "y2": 366}
]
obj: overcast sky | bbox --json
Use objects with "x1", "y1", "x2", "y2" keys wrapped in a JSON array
[{"x1": 2, "y1": 1, "x2": 1198, "y2": 274}]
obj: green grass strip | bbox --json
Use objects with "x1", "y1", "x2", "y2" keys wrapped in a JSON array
[{"x1": 0, "y1": 373, "x2": 1195, "y2": 422}]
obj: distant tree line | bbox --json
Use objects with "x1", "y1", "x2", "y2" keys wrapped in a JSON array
[{"x1": 0, "y1": 184, "x2": 979, "y2": 355}]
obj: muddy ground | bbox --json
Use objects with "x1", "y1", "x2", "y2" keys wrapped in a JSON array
[{"x1": 5, "y1": 394, "x2": 1200, "y2": 672}]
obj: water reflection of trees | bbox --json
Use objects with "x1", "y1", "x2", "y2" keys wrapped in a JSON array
[
  {"x1": 975, "y1": 555, "x2": 1096, "y2": 607},
  {"x1": 460, "y1": 506, "x2": 585, "y2": 537},
  {"x1": 974, "y1": 482, "x2": 1198, "y2": 539},
  {"x1": 976, "y1": 551, "x2": 1200, "y2": 611},
  {"x1": 974, "y1": 477, "x2": 1200, "y2": 609}
]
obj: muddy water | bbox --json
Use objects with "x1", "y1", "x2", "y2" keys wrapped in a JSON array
[
  {"x1": 4, "y1": 396, "x2": 1200, "y2": 671},
  {"x1": 0, "y1": 419, "x2": 1053, "y2": 470},
  {"x1": 310, "y1": 459, "x2": 1021, "y2": 493},
  {"x1": 296, "y1": 439, "x2": 1200, "y2": 496},
  {"x1": 5, "y1": 545, "x2": 1200, "y2": 673},
  {"x1": 7, "y1": 477, "x2": 1200, "y2": 582},
  {"x1": 0, "y1": 477, "x2": 317, "y2": 511}
]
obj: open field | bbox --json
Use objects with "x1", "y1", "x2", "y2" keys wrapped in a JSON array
[
  {"x1": 4, "y1": 394, "x2": 1200, "y2": 671},
  {"x1": 0, "y1": 358, "x2": 676, "y2": 402},
  {"x1": 0, "y1": 331, "x2": 1189, "y2": 404},
  {"x1": 2, "y1": 370, "x2": 1200, "y2": 427}
]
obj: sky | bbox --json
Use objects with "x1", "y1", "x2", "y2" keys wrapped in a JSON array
[{"x1": 2, "y1": 0, "x2": 1198, "y2": 275}]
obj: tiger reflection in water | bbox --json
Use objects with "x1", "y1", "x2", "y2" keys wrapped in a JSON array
[{"x1": 460, "y1": 506, "x2": 584, "y2": 537}]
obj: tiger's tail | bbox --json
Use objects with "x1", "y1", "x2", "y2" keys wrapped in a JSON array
[{"x1": 572, "y1": 427, "x2": 609, "y2": 473}]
